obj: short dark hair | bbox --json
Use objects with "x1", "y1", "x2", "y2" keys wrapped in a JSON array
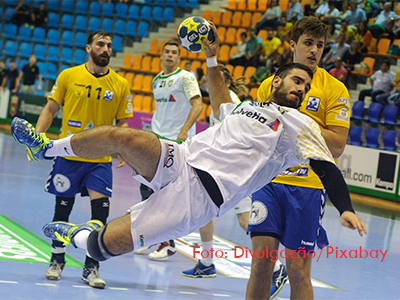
[
  {"x1": 162, "y1": 40, "x2": 180, "y2": 55},
  {"x1": 87, "y1": 30, "x2": 112, "y2": 45},
  {"x1": 291, "y1": 16, "x2": 330, "y2": 43},
  {"x1": 382, "y1": 59, "x2": 391, "y2": 67},
  {"x1": 273, "y1": 63, "x2": 314, "y2": 82}
]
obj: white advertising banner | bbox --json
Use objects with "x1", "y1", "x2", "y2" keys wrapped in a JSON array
[
  {"x1": 337, "y1": 145, "x2": 399, "y2": 194},
  {"x1": 0, "y1": 89, "x2": 10, "y2": 119}
]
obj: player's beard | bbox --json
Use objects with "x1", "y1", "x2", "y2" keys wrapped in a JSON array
[
  {"x1": 273, "y1": 82, "x2": 302, "y2": 109},
  {"x1": 90, "y1": 50, "x2": 110, "y2": 67}
]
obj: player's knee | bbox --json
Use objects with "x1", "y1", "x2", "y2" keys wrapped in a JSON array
[{"x1": 87, "y1": 225, "x2": 116, "y2": 262}]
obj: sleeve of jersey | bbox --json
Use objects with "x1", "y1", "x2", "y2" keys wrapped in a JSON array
[
  {"x1": 47, "y1": 70, "x2": 67, "y2": 106},
  {"x1": 116, "y1": 79, "x2": 133, "y2": 120},
  {"x1": 309, "y1": 159, "x2": 355, "y2": 215},
  {"x1": 325, "y1": 77, "x2": 351, "y2": 128},
  {"x1": 182, "y1": 72, "x2": 201, "y2": 101},
  {"x1": 219, "y1": 103, "x2": 238, "y2": 121}
]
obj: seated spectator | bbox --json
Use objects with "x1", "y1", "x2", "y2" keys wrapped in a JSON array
[
  {"x1": 15, "y1": 54, "x2": 42, "y2": 95},
  {"x1": 359, "y1": 0, "x2": 381, "y2": 19},
  {"x1": 11, "y1": 0, "x2": 31, "y2": 27},
  {"x1": 339, "y1": 20, "x2": 356, "y2": 43},
  {"x1": 354, "y1": 21, "x2": 374, "y2": 53},
  {"x1": 255, "y1": 0, "x2": 282, "y2": 32},
  {"x1": 345, "y1": 0, "x2": 367, "y2": 29},
  {"x1": 342, "y1": 40, "x2": 362, "y2": 72},
  {"x1": 270, "y1": 53, "x2": 286, "y2": 75},
  {"x1": 322, "y1": 1, "x2": 340, "y2": 25},
  {"x1": 329, "y1": 57, "x2": 348, "y2": 83},
  {"x1": 368, "y1": 2, "x2": 400, "y2": 39},
  {"x1": 304, "y1": 0, "x2": 323, "y2": 16},
  {"x1": 375, "y1": 69, "x2": 400, "y2": 107},
  {"x1": 358, "y1": 60, "x2": 395, "y2": 103},
  {"x1": 322, "y1": 34, "x2": 350, "y2": 71},
  {"x1": 276, "y1": 15, "x2": 293, "y2": 38},
  {"x1": 329, "y1": 0, "x2": 350, "y2": 25},
  {"x1": 314, "y1": 0, "x2": 329, "y2": 18},
  {"x1": 259, "y1": 30, "x2": 281, "y2": 72},
  {"x1": 276, "y1": 33, "x2": 291, "y2": 61},
  {"x1": 286, "y1": 0, "x2": 304, "y2": 23},
  {"x1": 229, "y1": 32, "x2": 247, "y2": 67},
  {"x1": 30, "y1": 1, "x2": 48, "y2": 28},
  {"x1": 243, "y1": 28, "x2": 263, "y2": 67}
]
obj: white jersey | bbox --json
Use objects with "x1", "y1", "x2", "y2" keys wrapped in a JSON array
[
  {"x1": 185, "y1": 101, "x2": 335, "y2": 216},
  {"x1": 151, "y1": 68, "x2": 201, "y2": 139},
  {"x1": 209, "y1": 90, "x2": 241, "y2": 126}
]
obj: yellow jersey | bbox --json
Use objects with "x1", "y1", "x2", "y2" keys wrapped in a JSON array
[
  {"x1": 48, "y1": 64, "x2": 133, "y2": 163},
  {"x1": 257, "y1": 67, "x2": 351, "y2": 188}
]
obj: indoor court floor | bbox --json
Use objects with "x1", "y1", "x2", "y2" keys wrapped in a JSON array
[{"x1": 0, "y1": 127, "x2": 399, "y2": 300}]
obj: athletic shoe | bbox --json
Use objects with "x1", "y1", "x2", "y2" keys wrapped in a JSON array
[
  {"x1": 82, "y1": 265, "x2": 106, "y2": 289},
  {"x1": 148, "y1": 241, "x2": 176, "y2": 261},
  {"x1": 182, "y1": 260, "x2": 217, "y2": 278},
  {"x1": 45, "y1": 260, "x2": 65, "y2": 280},
  {"x1": 42, "y1": 220, "x2": 103, "y2": 247},
  {"x1": 270, "y1": 264, "x2": 288, "y2": 299},
  {"x1": 11, "y1": 117, "x2": 53, "y2": 161},
  {"x1": 134, "y1": 245, "x2": 153, "y2": 254}
]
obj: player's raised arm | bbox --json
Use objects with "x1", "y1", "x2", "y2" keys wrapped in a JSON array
[
  {"x1": 203, "y1": 22, "x2": 233, "y2": 120},
  {"x1": 309, "y1": 159, "x2": 367, "y2": 236}
]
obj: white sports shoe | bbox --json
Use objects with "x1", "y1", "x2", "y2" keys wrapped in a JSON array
[
  {"x1": 148, "y1": 241, "x2": 176, "y2": 261},
  {"x1": 134, "y1": 245, "x2": 153, "y2": 254}
]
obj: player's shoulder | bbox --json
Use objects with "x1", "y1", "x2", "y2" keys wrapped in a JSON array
[
  {"x1": 109, "y1": 68, "x2": 129, "y2": 85},
  {"x1": 314, "y1": 67, "x2": 348, "y2": 91}
]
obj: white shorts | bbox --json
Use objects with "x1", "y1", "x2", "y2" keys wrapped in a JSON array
[
  {"x1": 234, "y1": 195, "x2": 252, "y2": 214},
  {"x1": 129, "y1": 140, "x2": 219, "y2": 250}
]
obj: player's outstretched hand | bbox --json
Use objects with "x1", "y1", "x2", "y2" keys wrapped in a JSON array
[
  {"x1": 203, "y1": 22, "x2": 220, "y2": 59},
  {"x1": 340, "y1": 211, "x2": 368, "y2": 236},
  {"x1": 116, "y1": 154, "x2": 126, "y2": 169}
]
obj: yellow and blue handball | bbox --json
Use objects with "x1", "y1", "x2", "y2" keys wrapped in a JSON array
[{"x1": 177, "y1": 16, "x2": 214, "y2": 53}]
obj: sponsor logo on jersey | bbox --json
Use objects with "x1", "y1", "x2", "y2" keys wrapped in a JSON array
[
  {"x1": 231, "y1": 107, "x2": 280, "y2": 131},
  {"x1": 301, "y1": 240, "x2": 315, "y2": 246},
  {"x1": 163, "y1": 143, "x2": 175, "y2": 168},
  {"x1": 248, "y1": 201, "x2": 268, "y2": 225},
  {"x1": 53, "y1": 174, "x2": 71, "y2": 193},
  {"x1": 337, "y1": 97, "x2": 349, "y2": 106},
  {"x1": 125, "y1": 95, "x2": 132, "y2": 101},
  {"x1": 280, "y1": 166, "x2": 309, "y2": 176},
  {"x1": 126, "y1": 102, "x2": 133, "y2": 113},
  {"x1": 75, "y1": 89, "x2": 83, "y2": 97},
  {"x1": 104, "y1": 90, "x2": 113, "y2": 101},
  {"x1": 68, "y1": 120, "x2": 82, "y2": 128},
  {"x1": 306, "y1": 96, "x2": 320, "y2": 112},
  {"x1": 74, "y1": 83, "x2": 85, "y2": 87},
  {"x1": 335, "y1": 107, "x2": 349, "y2": 122},
  {"x1": 155, "y1": 97, "x2": 168, "y2": 102},
  {"x1": 169, "y1": 95, "x2": 176, "y2": 102}
]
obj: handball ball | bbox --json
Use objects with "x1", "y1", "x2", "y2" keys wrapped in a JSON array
[{"x1": 177, "y1": 16, "x2": 214, "y2": 53}]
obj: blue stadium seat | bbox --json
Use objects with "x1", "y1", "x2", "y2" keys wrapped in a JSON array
[
  {"x1": 382, "y1": 130, "x2": 397, "y2": 151},
  {"x1": 348, "y1": 126, "x2": 362, "y2": 146},
  {"x1": 45, "y1": 62, "x2": 57, "y2": 80},
  {"x1": 5, "y1": 0, "x2": 17, "y2": 7},
  {"x1": 153, "y1": 6, "x2": 163, "y2": 22},
  {"x1": 61, "y1": 0, "x2": 74, "y2": 14},
  {"x1": 177, "y1": 0, "x2": 187, "y2": 7},
  {"x1": 367, "y1": 102, "x2": 382, "y2": 123},
  {"x1": 75, "y1": 32, "x2": 87, "y2": 48},
  {"x1": 381, "y1": 104, "x2": 398, "y2": 125},
  {"x1": 4, "y1": 24, "x2": 18, "y2": 39},
  {"x1": 61, "y1": 14, "x2": 74, "y2": 30},
  {"x1": 0, "y1": 7, "x2": 3, "y2": 20},
  {"x1": 88, "y1": 17, "x2": 101, "y2": 32},
  {"x1": 188, "y1": 0, "x2": 198, "y2": 8},
  {"x1": 113, "y1": 36, "x2": 123, "y2": 52},
  {"x1": 4, "y1": 40, "x2": 18, "y2": 57},
  {"x1": 128, "y1": 4, "x2": 139, "y2": 20},
  {"x1": 140, "y1": 6, "x2": 152, "y2": 21},
  {"x1": 61, "y1": 30, "x2": 74, "y2": 47},
  {"x1": 126, "y1": 21, "x2": 137, "y2": 36},
  {"x1": 60, "y1": 65, "x2": 70, "y2": 73},
  {"x1": 365, "y1": 127, "x2": 380, "y2": 148},
  {"x1": 102, "y1": 2, "x2": 114, "y2": 15},
  {"x1": 34, "y1": 44, "x2": 46, "y2": 61},
  {"x1": 32, "y1": 27, "x2": 46, "y2": 43},
  {"x1": 47, "y1": 46, "x2": 60, "y2": 63},
  {"x1": 47, "y1": 29, "x2": 60, "y2": 45},
  {"x1": 75, "y1": 16, "x2": 87, "y2": 32},
  {"x1": 102, "y1": 18, "x2": 113, "y2": 32},
  {"x1": 351, "y1": 100, "x2": 365, "y2": 120},
  {"x1": 114, "y1": 19, "x2": 126, "y2": 36},
  {"x1": 0, "y1": 40, "x2": 2, "y2": 53},
  {"x1": 61, "y1": 47, "x2": 73, "y2": 64},
  {"x1": 73, "y1": 49, "x2": 86, "y2": 64},
  {"x1": 32, "y1": 0, "x2": 42, "y2": 8},
  {"x1": 75, "y1": 1, "x2": 88, "y2": 15},
  {"x1": 89, "y1": 1, "x2": 101, "y2": 16},
  {"x1": 5, "y1": 7, "x2": 15, "y2": 21},
  {"x1": 137, "y1": 22, "x2": 149, "y2": 37},
  {"x1": 48, "y1": 0, "x2": 60, "y2": 12},
  {"x1": 19, "y1": 59, "x2": 28, "y2": 69},
  {"x1": 163, "y1": 7, "x2": 174, "y2": 22},
  {"x1": 35, "y1": 79, "x2": 44, "y2": 96},
  {"x1": 19, "y1": 42, "x2": 32, "y2": 59},
  {"x1": 115, "y1": 3, "x2": 128, "y2": 18},
  {"x1": 165, "y1": 0, "x2": 176, "y2": 6},
  {"x1": 37, "y1": 62, "x2": 47, "y2": 78},
  {"x1": 18, "y1": 26, "x2": 32, "y2": 42},
  {"x1": 47, "y1": 12, "x2": 59, "y2": 28}
]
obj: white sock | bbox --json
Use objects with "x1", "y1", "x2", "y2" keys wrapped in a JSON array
[
  {"x1": 200, "y1": 241, "x2": 214, "y2": 266},
  {"x1": 274, "y1": 259, "x2": 282, "y2": 272},
  {"x1": 45, "y1": 135, "x2": 77, "y2": 157},
  {"x1": 73, "y1": 229, "x2": 90, "y2": 250}
]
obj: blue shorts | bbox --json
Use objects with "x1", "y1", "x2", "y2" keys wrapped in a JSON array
[
  {"x1": 247, "y1": 183, "x2": 329, "y2": 251},
  {"x1": 45, "y1": 157, "x2": 113, "y2": 198}
]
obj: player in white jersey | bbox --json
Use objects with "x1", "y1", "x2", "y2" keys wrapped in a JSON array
[{"x1": 12, "y1": 26, "x2": 366, "y2": 285}]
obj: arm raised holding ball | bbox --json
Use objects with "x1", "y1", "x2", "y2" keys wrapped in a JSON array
[{"x1": 202, "y1": 22, "x2": 233, "y2": 120}]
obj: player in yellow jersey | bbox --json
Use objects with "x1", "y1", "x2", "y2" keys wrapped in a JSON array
[
  {"x1": 246, "y1": 17, "x2": 351, "y2": 300},
  {"x1": 33, "y1": 31, "x2": 133, "y2": 288}
]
